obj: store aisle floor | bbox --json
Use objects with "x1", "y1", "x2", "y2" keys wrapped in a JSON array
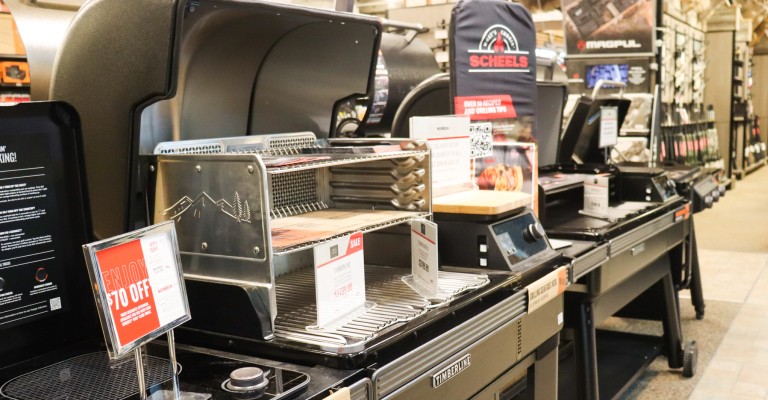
[
  {"x1": 687, "y1": 166, "x2": 768, "y2": 399},
  {"x1": 623, "y1": 165, "x2": 768, "y2": 400}
]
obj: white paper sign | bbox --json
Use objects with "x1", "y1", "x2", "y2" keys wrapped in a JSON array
[
  {"x1": 583, "y1": 175, "x2": 610, "y2": 216},
  {"x1": 410, "y1": 116, "x2": 473, "y2": 194},
  {"x1": 411, "y1": 219, "x2": 439, "y2": 297},
  {"x1": 313, "y1": 232, "x2": 365, "y2": 327},
  {"x1": 599, "y1": 106, "x2": 618, "y2": 148},
  {"x1": 527, "y1": 266, "x2": 568, "y2": 313},
  {"x1": 139, "y1": 234, "x2": 187, "y2": 326}
]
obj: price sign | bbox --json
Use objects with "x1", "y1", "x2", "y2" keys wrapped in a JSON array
[
  {"x1": 599, "y1": 106, "x2": 618, "y2": 148},
  {"x1": 313, "y1": 232, "x2": 366, "y2": 328},
  {"x1": 82, "y1": 221, "x2": 190, "y2": 358},
  {"x1": 411, "y1": 219, "x2": 438, "y2": 297}
]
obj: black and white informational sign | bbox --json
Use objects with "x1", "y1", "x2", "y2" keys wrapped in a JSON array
[{"x1": 0, "y1": 132, "x2": 67, "y2": 329}]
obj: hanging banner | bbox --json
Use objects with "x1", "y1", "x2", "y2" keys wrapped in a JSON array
[
  {"x1": 562, "y1": 0, "x2": 656, "y2": 56},
  {"x1": 450, "y1": 0, "x2": 537, "y2": 141}
]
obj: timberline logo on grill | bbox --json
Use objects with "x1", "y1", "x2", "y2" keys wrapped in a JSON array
[
  {"x1": 432, "y1": 354, "x2": 471, "y2": 388},
  {"x1": 467, "y1": 24, "x2": 529, "y2": 73}
]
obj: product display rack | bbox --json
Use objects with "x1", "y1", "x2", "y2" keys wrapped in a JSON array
[{"x1": 704, "y1": 7, "x2": 761, "y2": 182}]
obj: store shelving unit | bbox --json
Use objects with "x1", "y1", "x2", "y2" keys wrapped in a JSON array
[
  {"x1": 704, "y1": 7, "x2": 761, "y2": 182},
  {"x1": 0, "y1": 8, "x2": 30, "y2": 104}
]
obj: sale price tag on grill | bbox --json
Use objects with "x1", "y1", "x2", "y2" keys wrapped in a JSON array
[
  {"x1": 313, "y1": 232, "x2": 366, "y2": 328},
  {"x1": 82, "y1": 221, "x2": 190, "y2": 359}
]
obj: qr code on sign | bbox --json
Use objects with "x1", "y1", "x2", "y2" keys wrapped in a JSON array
[{"x1": 50, "y1": 297, "x2": 62, "y2": 311}]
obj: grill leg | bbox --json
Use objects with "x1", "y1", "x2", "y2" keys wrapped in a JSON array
[
  {"x1": 574, "y1": 303, "x2": 599, "y2": 400},
  {"x1": 661, "y1": 272, "x2": 684, "y2": 369}
]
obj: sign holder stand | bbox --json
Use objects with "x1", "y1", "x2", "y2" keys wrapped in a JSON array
[
  {"x1": 167, "y1": 330, "x2": 181, "y2": 399},
  {"x1": 82, "y1": 221, "x2": 191, "y2": 400},
  {"x1": 135, "y1": 346, "x2": 148, "y2": 400}
]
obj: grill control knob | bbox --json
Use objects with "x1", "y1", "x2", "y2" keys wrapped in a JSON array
[
  {"x1": 704, "y1": 195, "x2": 713, "y2": 208},
  {"x1": 718, "y1": 185, "x2": 726, "y2": 197},
  {"x1": 712, "y1": 190, "x2": 720, "y2": 202},
  {"x1": 524, "y1": 223, "x2": 546, "y2": 243},
  {"x1": 225, "y1": 367, "x2": 269, "y2": 395}
]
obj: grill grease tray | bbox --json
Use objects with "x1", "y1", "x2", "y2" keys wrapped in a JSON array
[{"x1": 273, "y1": 266, "x2": 490, "y2": 353}]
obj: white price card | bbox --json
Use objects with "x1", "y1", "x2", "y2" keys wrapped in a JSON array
[
  {"x1": 582, "y1": 175, "x2": 610, "y2": 216},
  {"x1": 599, "y1": 106, "x2": 618, "y2": 148},
  {"x1": 82, "y1": 220, "x2": 191, "y2": 359},
  {"x1": 410, "y1": 219, "x2": 439, "y2": 297},
  {"x1": 527, "y1": 266, "x2": 568, "y2": 313},
  {"x1": 313, "y1": 232, "x2": 366, "y2": 328}
]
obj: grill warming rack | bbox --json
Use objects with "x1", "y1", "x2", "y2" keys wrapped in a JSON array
[{"x1": 148, "y1": 136, "x2": 444, "y2": 340}]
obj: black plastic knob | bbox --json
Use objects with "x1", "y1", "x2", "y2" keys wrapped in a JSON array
[
  {"x1": 704, "y1": 195, "x2": 713, "y2": 208},
  {"x1": 525, "y1": 223, "x2": 546, "y2": 242},
  {"x1": 718, "y1": 185, "x2": 726, "y2": 196},
  {"x1": 712, "y1": 190, "x2": 720, "y2": 201},
  {"x1": 225, "y1": 367, "x2": 268, "y2": 394}
]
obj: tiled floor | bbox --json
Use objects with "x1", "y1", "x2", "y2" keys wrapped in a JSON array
[{"x1": 686, "y1": 167, "x2": 768, "y2": 399}]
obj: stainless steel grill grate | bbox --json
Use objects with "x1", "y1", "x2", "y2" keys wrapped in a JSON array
[
  {"x1": 269, "y1": 170, "x2": 318, "y2": 215},
  {"x1": 156, "y1": 143, "x2": 224, "y2": 154},
  {"x1": 1, "y1": 352, "x2": 173, "y2": 400},
  {"x1": 274, "y1": 266, "x2": 490, "y2": 353}
]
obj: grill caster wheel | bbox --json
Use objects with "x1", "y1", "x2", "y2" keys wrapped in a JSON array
[{"x1": 683, "y1": 340, "x2": 697, "y2": 378}]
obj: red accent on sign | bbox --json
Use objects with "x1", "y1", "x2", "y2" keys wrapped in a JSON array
[
  {"x1": 411, "y1": 229, "x2": 436, "y2": 245},
  {"x1": 95, "y1": 240, "x2": 159, "y2": 347},
  {"x1": 347, "y1": 232, "x2": 364, "y2": 254},
  {"x1": 454, "y1": 95, "x2": 517, "y2": 121}
]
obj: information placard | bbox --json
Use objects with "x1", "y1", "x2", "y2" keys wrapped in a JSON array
[
  {"x1": 599, "y1": 106, "x2": 618, "y2": 148},
  {"x1": 0, "y1": 133, "x2": 67, "y2": 330},
  {"x1": 82, "y1": 221, "x2": 190, "y2": 358},
  {"x1": 313, "y1": 232, "x2": 365, "y2": 328},
  {"x1": 410, "y1": 219, "x2": 438, "y2": 297},
  {"x1": 410, "y1": 115, "x2": 473, "y2": 196}
]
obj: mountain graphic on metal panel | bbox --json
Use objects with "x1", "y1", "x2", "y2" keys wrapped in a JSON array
[{"x1": 163, "y1": 191, "x2": 253, "y2": 223}]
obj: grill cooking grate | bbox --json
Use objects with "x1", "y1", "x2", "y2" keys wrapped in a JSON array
[
  {"x1": 274, "y1": 266, "x2": 489, "y2": 353},
  {"x1": 1, "y1": 352, "x2": 173, "y2": 400}
]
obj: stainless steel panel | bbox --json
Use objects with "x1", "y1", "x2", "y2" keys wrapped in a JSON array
[
  {"x1": 372, "y1": 291, "x2": 527, "y2": 398},
  {"x1": 349, "y1": 378, "x2": 372, "y2": 400},
  {"x1": 152, "y1": 155, "x2": 270, "y2": 266},
  {"x1": 572, "y1": 243, "x2": 609, "y2": 280}
]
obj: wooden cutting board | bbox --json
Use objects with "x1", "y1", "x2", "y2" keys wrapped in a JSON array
[{"x1": 432, "y1": 190, "x2": 531, "y2": 215}]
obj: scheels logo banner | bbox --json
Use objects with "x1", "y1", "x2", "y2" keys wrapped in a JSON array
[{"x1": 467, "y1": 24, "x2": 530, "y2": 73}]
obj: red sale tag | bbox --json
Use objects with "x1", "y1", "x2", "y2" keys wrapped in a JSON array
[{"x1": 95, "y1": 240, "x2": 160, "y2": 347}]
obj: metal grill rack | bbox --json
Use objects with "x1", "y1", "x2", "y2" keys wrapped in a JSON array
[
  {"x1": 0, "y1": 352, "x2": 173, "y2": 400},
  {"x1": 273, "y1": 266, "x2": 490, "y2": 353}
]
